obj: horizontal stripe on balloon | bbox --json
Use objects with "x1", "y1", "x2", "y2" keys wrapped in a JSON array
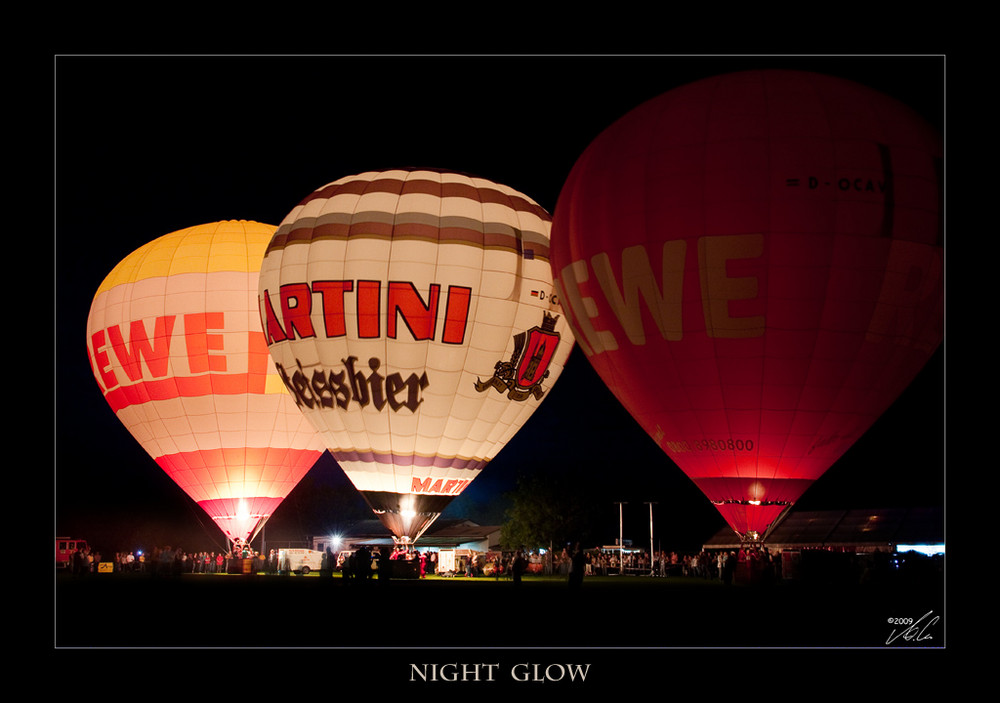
[
  {"x1": 102, "y1": 372, "x2": 273, "y2": 413},
  {"x1": 196, "y1": 496, "x2": 284, "y2": 520},
  {"x1": 303, "y1": 175, "x2": 550, "y2": 219},
  {"x1": 332, "y1": 449, "x2": 488, "y2": 472},
  {"x1": 156, "y1": 446, "x2": 324, "y2": 479},
  {"x1": 268, "y1": 213, "x2": 551, "y2": 261},
  {"x1": 93, "y1": 221, "x2": 276, "y2": 295}
]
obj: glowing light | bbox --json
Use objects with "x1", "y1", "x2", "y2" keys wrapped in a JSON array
[{"x1": 897, "y1": 544, "x2": 945, "y2": 556}]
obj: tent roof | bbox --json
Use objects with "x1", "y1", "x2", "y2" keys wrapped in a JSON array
[
  {"x1": 702, "y1": 507, "x2": 943, "y2": 551},
  {"x1": 322, "y1": 518, "x2": 502, "y2": 550}
]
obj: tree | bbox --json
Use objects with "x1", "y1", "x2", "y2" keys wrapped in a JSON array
[{"x1": 499, "y1": 472, "x2": 600, "y2": 552}]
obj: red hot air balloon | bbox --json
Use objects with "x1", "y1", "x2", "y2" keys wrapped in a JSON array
[
  {"x1": 86, "y1": 221, "x2": 328, "y2": 548},
  {"x1": 258, "y1": 169, "x2": 574, "y2": 545},
  {"x1": 550, "y1": 70, "x2": 943, "y2": 541}
]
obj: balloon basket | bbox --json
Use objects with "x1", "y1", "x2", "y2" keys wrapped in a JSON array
[
  {"x1": 389, "y1": 559, "x2": 420, "y2": 580},
  {"x1": 231, "y1": 558, "x2": 257, "y2": 576},
  {"x1": 734, "y1": 561, "x2": 763, "y2": 587}
]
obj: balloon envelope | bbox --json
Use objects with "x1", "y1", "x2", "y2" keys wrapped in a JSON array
[
  {"x1": 259, "y1": 169, "x2": 574, "y2": 543},
  {"x1": 550, "y1": 71, "x2": 943, "y2": 540},
  {"x1": 86, "y1": 220, "x2": 328, "y2": 545}
]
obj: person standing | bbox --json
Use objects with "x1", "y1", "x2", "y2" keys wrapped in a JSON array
[
  {"x1": 356, "y1": 546, "x2": 371, "y2": 581},
  {"x1": 568, "y1": 543, "x2": 585, "y2": 590},
  {"x1": 378, "y1": 548, "x2": 392, "y2": 583},
  {"x1": 723, "y1": 551, "x2": 736, "y2": 586},
  {"x1": 512, "y1": 550, "x2": 526, "y2": 585}
]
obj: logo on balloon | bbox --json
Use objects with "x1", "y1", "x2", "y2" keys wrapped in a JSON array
[
  {"x1": 475, "y1": 312, "x2": 562, "y2": 401},
  {"x1": 274, "y1": 356, "x2": 429, "y2": 413}
]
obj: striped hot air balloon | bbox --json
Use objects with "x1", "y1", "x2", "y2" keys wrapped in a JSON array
[
  {"x1": 258, "y1": 169, "x2": 574, "y2": 544},
  {"x1": 86, "y1": 220, "x2": 328, "y2": 547}
]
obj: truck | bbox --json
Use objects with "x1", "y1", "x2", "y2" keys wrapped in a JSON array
[
  {"x1": 56, "y1": 537, "x2": 88, "y2": 569},
  {"x1": 277, "y1": 548, "x2": 325, "y2": 575}
]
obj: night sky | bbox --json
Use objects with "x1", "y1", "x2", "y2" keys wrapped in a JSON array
[{"x1": 54, "y1": 55, "x2": 945, "y2": 556}]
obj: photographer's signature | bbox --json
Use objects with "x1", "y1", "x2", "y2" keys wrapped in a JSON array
[{"x1": 886, "y1": 611, "x2": 939, "y2": 645}]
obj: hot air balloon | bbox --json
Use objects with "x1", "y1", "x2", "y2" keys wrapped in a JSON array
[
  {"x1": 550, "y1": 70, "x2": 943, "y2": 541},
  {"x1": 258, "y1": 169, "x2": 574, "y2": 545},
  {"x1": 86, "y1": 220, "x2": 328, "y2": 548}
]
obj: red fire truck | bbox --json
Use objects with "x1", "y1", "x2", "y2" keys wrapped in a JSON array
[{"x1": 56, "y1": 537, "x2": 88, "y2": 569}]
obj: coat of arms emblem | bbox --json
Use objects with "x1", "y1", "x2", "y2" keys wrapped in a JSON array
[{"x1": 474, "y1": 312, "x2": 561, "y2": 401}]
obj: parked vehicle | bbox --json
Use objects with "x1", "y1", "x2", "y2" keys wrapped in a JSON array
[
  {"x1": 277, "y1": 548, "x2": 325, "y2": 575},
  {"x1": 56, "y1": 538, "x2": 88, "y2": 569}
]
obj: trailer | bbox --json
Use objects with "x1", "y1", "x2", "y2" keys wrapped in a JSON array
[{"x1": 277, "y1": 548, "x2": 325, "y2": 575}]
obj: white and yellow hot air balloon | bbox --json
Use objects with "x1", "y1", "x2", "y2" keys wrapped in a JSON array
[
  {"x1": 86, "y1": 220, "x2": 328, "y2": 547},
  {"x1": 258, "y1": 169, "x2": 575, "y2": 544}
]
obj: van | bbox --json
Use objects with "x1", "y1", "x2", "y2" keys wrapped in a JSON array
[{"x1": 277, "y1": 548, "x2": 325, "y2": 574}]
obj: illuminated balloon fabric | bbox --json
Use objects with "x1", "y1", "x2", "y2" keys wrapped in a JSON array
[
  {"x1": 550, "y1": 71, "x2": 943, "y2": 539},
  {"x1": 86, "y1": 221, "x2": 327, "y2": 545},
  {"x1": 258, "y1": 170, "x2": 574, "y2": 543}
]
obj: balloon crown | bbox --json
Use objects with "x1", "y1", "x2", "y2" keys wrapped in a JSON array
[{"x1": 540, "y1": 312, "x2": 559, "y2": 332}]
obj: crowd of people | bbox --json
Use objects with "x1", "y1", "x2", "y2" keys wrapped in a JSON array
[
  {"x1": 65, "y1": 540, "x2": 784, "y2": 585},
  {"x1": 330, "y1": 544, "x2": 434, "y2": 580},
  {"x1": 64, "y1": 538, "x2": 940, "y2": 592},
  {"x1": 64, "y1": 544, "x2": 270, "y2": 576},
  {"x1": 530, "y1": 544, "x2": 783, "y2": 585},
  {"x1": 66, "y1": 545, "x2": 101, "y2": 575}
]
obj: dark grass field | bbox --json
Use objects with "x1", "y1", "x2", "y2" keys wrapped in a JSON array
[{"x1": 54, "y1": 565, "x2": 944, "y2": 651}]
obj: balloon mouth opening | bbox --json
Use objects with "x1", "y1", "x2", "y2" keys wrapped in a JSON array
[
  {"x1": 200, "y1": 497, "x2": 279, "y2": 546},
  {"x1": 214, "y1": 519, "x2": 267, "y2": 548},
  {"x1": 709, "y1": 499, "x2": 792, "y2": 507},
  {"x1": 361, "y1": 490, "x2": 454, "y2": 545},
  {"x1": 373, "y1": 508, "x2": 441, "y2": 546},
  {"x1": 709, "y1": 500, "x2": 794, "y2": 544}
]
